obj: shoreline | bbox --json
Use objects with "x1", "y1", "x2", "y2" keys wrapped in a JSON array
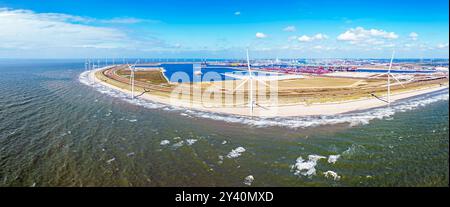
[{"x1": 87, "y1": 68, "x2": 449, "y2": 117}]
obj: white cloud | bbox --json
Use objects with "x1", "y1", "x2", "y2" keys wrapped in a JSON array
[
  {"x1": 365, "y1": 39, "x2": 385, "y2": 45},
  {"x1": 234, "y1": 11, "x2": 241, "y2": 16},
  {"x1": 255, "y1": 32, "x2": 267, "y2": 39},
  {"x1": 100, "y1": 17, "x2": 159, "y2": 24},
  {"x1": 173, "y1": 43, "x2": 182, "y2": 48},
  {"x1": 0, "y1": 8, "x2": 168, "y2": 52},
  {"x1": 337, "y1": 27, "x2": 399, "y2": 43},
  {"x1": 312, "y1": 45, "x2": 336, "y2": 51},
  {"x1": 313, "y1": 33, "x2": 328, "y2": 40},
  {"x1": 384, "y1": 32, "x2": 399, "y2": 39},
  {"x1": 297, "y1": 33, "x2": 328, "y2": 42},
  {"x1": 313, "y1": 45, "x2": 323, "y2": 49},
  {"x1": 298, "y1": 35, "x2": 312, "y2": 42},
  {"x1": 337, "y1": 31, "x2": 358, "y2": 41},
  {"x1": 408, "y1": 32, "x2": 418, "y2": 41},
  {"x1": 0, "y1": 8, "x2": 129, "y2": 50},
  {"x1": 437, "y1": 43, "x2": 449, "y2": 49},
  {"x1": 402, "y1": 43, "x2": 434, "y2": 51},
  {"x1": 283, "y1": 26, "x2": 296, "y2": 32},
  {"x1": 11, "y1": 10, "x2": 158, "y2": 25},
  {"x1": 382, "y1": 43, "x2": 396, "y2": 48}
]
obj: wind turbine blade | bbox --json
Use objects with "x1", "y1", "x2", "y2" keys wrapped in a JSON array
[
  {"x1": 246, "y1": 48, "x2": 252, "y2": 75},
  {"x1": 256, "y1": 79, "x2": 277, "y2": 90},
  {"x1": 388, "y1": 50, "x2": 395, "y2": 72},
  {"x1": 368, "y1": 73, "x2": 387, "y2": 78},
  {"x1": 387, "y1": 49, "x2": 395, "y2": 105},
  {"x1": 391, "y1": 74, "x2": 406, "y2": 88},
  {"x1": 231, "y1": 79, "x2": 249, "y2": 93}
]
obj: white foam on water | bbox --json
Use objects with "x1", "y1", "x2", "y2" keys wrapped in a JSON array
[
  {"x1": 218, "y1": 155, "x2": 224, "y2": 164},
  {"x1": 160, "y1": 140, "x2": 170, "y2": 146},
  {"x1": 79, "y1": 70, "x2": 170, "y2": 110},
  {"x1": 291, "y1": 155, "x2": 326, "y2": 177},
  {"x1": 9, "y1": 129, "x2": 18, "y2": 135},
  {"x1": 342, "y1": 144, "x2": 365, "y2": 157},
  {"x1": 328, "y1": 155, "x2": 340, "y2": 164},
  {"x1": 106, "y1": 157, "x2": 115, "y2": 164},
  {"x1": 182, "y1": 89, "x2": 449, "y2": 129},
  {"x1": 186, "y1": 139, "x2": 198, "y2": 146},
  {"x1": 80, "y1": 71, "x2": 449, "y2": 129},
  {"x1": 226, "y1": 147, "x2": 246, "y2": 158},
  {"x1": 323, "y1": 170, "x2": 341, "y2": 181},
  {"x1": 78, "y1": 70, "x2": 93, "y2": 85},
  {"x1": 172, "y1": 140, "x2": 184, "y2": 148},
  {"x1": 243, "y1": 175, "x2": 254, "y2": 186}
]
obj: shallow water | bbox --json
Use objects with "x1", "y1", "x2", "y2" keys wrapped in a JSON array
[
  {"x1": 0, "y1": 60, "x2": 448, "y2": 186},
  {"x1": 159, "y1": 63, "x2": 279, "y2": 82}
]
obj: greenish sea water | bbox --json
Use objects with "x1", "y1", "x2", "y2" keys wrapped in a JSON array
[{"x1": 0, "y1": 60, "x2": 448, "y2": 186}]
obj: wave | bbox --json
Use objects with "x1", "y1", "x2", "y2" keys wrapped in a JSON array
[
  {"x1": 180, "y1": 89, "x2": 448, "y2": 128},
  {"x1": 79, "y1": 70, "x2": 449, "y2": 129}
]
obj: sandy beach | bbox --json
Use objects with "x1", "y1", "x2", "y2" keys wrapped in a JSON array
[{"x1": 89, "y1": 68, "x2": 449, "y2": 117}]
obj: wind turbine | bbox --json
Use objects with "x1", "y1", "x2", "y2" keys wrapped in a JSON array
[
  {"x1": 87, "y1": 59, "x2": 90, "y2": 70},
  {"x1": 247, "y1": 48, "x2": 254, "y2": 115},
  {"x1": 231, "y1": 49, "x2": 276, "y2": 116},
  {"x1": 128, "y1": 60, "x2": 139, "y2": 100},
  {"x1": 386, "y1": 50, "x2": 411, "y2": 104},
  {"x1": 369, "y1": 50, "x2": 408, "y2": 104},
  {"x1": 387, "y1": 50, "x2": 394, "y2": 104}
]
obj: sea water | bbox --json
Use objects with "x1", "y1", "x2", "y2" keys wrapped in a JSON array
[{"x1": 0, "y1": 59, "x2": 448, "y2": 186}]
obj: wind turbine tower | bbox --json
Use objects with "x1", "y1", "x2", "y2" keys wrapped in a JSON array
[
  {"x1": 387, "y1": 50, "x2": 395, "y2": 105},
  {"x1": 129, "y1": 60, "x2": 139, "y2": 100},
  {"x1": 246, "y1": 48, "x2": 254, "y2": 116}
]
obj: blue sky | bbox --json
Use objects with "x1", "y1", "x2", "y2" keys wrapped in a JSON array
[{"x1": 0, "y1": 0, "x2": 448, "y2": 58}]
